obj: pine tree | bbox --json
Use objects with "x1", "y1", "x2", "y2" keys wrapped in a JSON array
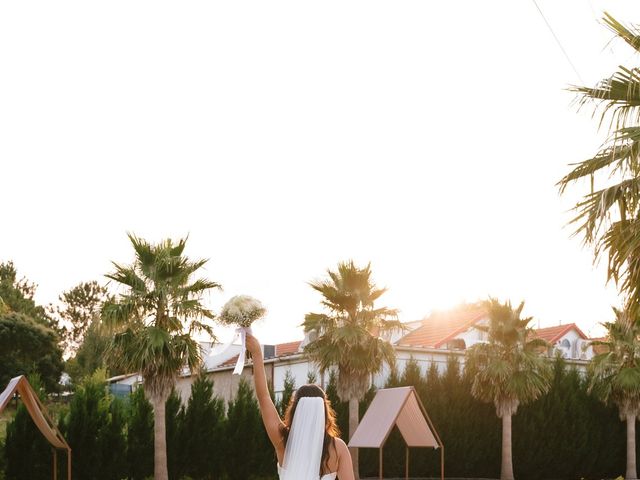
[
  {"x1": 0, "y1": 438, "x2": 5, "y2": 480},
  {"x1": 127, "y1": 387, "x2": 154, "y2": 480},
  {"x1": 325, "y1": 370, "x2": 348, "y2": 438},
  {"x1": 385, "y1": 363, "x2": 401, "y2": 388},
  {"x1": 276, "y1": 370, "x2": 296, "y2": 417},
  {"x1": 4, "y1": 374, "x2": 52, "y2": 480},
  {"x1": 97, "y1": 397, "x2": 127, "y2": 480},
  {"x1": 180, "y1": 374, "x2": 226, "y2": 479},
  {"x1": 63, "y1": 371, "x2": 111, "y2": 480},
  {"x1": 165, "y1": 390, "x2": 184, "y2": 480},
  {"x1": 225, "y1": 378, "x2": 276, "y2": 480},
  {"x1": 400, "y1": 356, "x2": 422, "y2": 388}
]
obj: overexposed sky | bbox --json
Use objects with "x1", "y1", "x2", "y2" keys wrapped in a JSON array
[{"x1": 1, "y1": 1, "x2": 639, "y2": 344}]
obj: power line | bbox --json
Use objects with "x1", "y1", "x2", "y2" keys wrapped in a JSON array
[{"x1": 531, "y1": 0, "x2": 586, "y2": 85}]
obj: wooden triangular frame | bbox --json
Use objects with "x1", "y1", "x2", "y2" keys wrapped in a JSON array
[
  {"x1": 0, "y1": 376, "x2": 72, "y2": 480},
  {"x1": 349, "y1": 386, "x2": 444, "y2": 480}
]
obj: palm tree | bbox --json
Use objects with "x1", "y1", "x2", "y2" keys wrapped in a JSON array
[
  {"x1": 558, "y1": 14, "x2": 640, "y2": 320},
  {"x1": 302, "y1": 260, "x2": 401, "y2": 480},
  {"x1": 589, "y1": 309, "x2": 640, "y2": 480},
  {"x1": 103, "y1": 234, "x2": 220, "y2": 480},
  {"x1": 465, "y1": 298, "x2": 551, "y2": 480}
]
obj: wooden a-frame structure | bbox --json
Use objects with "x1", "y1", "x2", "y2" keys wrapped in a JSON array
[
  {"x1": 348, "y1": 386, "x2": 444, "y2": 480},
  {"x1": 0, "y1": 375, "x2": 71, "y2": 480}
]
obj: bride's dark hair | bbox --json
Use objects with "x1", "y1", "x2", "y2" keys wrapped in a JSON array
[{"x1": 281, "y1": 384, "x2": 340, "y2": 475}]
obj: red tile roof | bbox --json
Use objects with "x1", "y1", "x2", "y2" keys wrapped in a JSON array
[
  {"x1": 397, "y1": 306, "x2": 487, "y2": 348},
  {"x1": 589, "y1": 336, "x2": 606, "y2": 343},
  {"x1": 530, "y1": 323, "x2": 588, "y2": 344},
  {"x1": 276, "y1": 341, "x2": 302, "y2": 356},
  {"x1": 217, "y1": 341, "x2": 303, "y2": 369},
  {"x1": 588, "y1": 336, "x2": 609, "y2": 355},
  {"x1": 221, "y1": 354, "x2": 240, "y2": 367}
]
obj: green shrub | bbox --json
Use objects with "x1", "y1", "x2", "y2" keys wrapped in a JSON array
[
  {"x1": 179, "y1": 374, "x2": 226, "y2": 479},
  {"x1": 166, "y1": 389, "x2": 184, "y2": 480},
  {"x1": 127, "y1": 388, "x2": 154, "y2": 480},
  {"x1": 4, "y1": 375, "x2": 52, "y2": 480},
  {"x1": 276, "y1": 370, "x2": 295, "y2": 417},
  {"x1": 0, "y1": 438, "x2": 5, "y2": 480},
  {"x1": 62, "y1": 370, "x2": 126, "y2": 480},
  {"x1": 225, "y1": 379, "x2": 275, "y2": 480},
  {"x1": 359, "y1": 355, "x2": 628, "y2": 480}
]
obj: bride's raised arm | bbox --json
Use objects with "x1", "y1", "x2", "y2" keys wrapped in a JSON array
[{"x1": 246, "y1": 333, "x2": 285, "y2": 452}]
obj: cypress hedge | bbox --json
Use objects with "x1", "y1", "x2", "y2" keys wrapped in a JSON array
[
  {"x1": 351, "y1": 355, "x2": 627, "y2": 480},
  {"x1": 126, "y1": 387, "x2": 154, "y2": 480},
  {"x1": 1, "y1": 356, "x2": 633, "y2": 479},
  {"x1": 225, "y1": 378, "x2": 276, "y2": 479},
  {"x1": 179, "y1": 374, "x2": 226, "y2": 479},
  {"x1": 276, "y1": 370, "x2": 296, "y2": 417},
  {"x1": 61, "y1": 370, "x2": 127, "y2": 480},
  {"x1": 3, "y1": 375, "x2": 52, "y2": 480}
]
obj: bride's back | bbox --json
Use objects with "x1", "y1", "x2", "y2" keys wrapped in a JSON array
[
  {"x1": 247, "y1": 334, "x2": 354, "y2": 480},
  {"x1": 277, "y1": 385, "x2": 341, "y2": 476},
  {"x1": 277, "y1": 435, "x2": 351, "y2": 480}
]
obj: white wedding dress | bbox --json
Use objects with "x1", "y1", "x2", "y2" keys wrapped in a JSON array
[{"x1": 277, "y1": 397, "x2": 338, "y2": 480}]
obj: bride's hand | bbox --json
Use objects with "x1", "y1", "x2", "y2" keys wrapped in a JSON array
[{"x1": 245, "y1": 333, "x2": 262, "y2": 358}]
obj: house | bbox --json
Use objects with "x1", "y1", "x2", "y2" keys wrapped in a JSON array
[
  {"x1": 106, "y1": 373, "x2": 143, "y2": 397},
  {"x1": 588, "y1": 337, "x2": 609, "y2": 355},
  {"x1": 530, "y1": 324, "x2": 592, "y2": 360},
  {"x1": 117, "y1": 305, "x2": 602, "y2": 404}
]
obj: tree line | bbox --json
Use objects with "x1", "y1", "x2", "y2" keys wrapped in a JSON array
[
  {"x1": 2, "y1": 371, "x2": 274, "y2": 480},
  {"x1": 1, "y1": 354, "x2": 629, "y2": 480}
]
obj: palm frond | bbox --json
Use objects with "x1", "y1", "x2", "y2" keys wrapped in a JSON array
[
  {"x1": 302, "y1": 312, "x2": 333, "y2": 332},
  {"x1": 303, "y1": 260, "x2": 397, "y2": 401},
  {"x1": 467, "y1": 298, "x2": 551, "y2": 413},
  {"x1": 525, "y1": 338, "x2": 550, "y2": 351},
  {"x1": 106, "y1": 264, "x2": 148, "y2": 294},
  {"x1": 571, "y1": 65, "x2": 640, "y2": 131},
  {"x1": 603, "y1": 13, "x2": 640, "y2": 54},
  {"x1": 104, "y1": 234, "x2": 219, "y2": 399}
]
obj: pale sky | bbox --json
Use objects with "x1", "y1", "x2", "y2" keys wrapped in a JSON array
[{"x1": 1, "y1": 1, "x2": 639, "y2": 344}]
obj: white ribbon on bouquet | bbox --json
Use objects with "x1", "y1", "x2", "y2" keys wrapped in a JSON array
[
  {"x1": 233, "y1": 326, "x2": 253, "y2": 375},
  {"x1": 216, "y1": 326, "x2": 253, "y2": 375}
]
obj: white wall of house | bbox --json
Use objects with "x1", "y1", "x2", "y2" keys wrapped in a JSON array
[
  {"x1": 454, "y1": 323, "x2": 488, "y2": 349},
  {"x1": 373, "y1": 348, "x2": 466, "y2": 387},
  {"x1": 118, "y1": 324, "x2": 595, "y2": 405},
  {"x1": 114, "y1": 374, "x2": 142, "y2": 387},
  {"x1": 202, "y1": 342, "x2": 243, "y2": 371},
  {"x1": 273, "y1": 358, "x2": 313, "y2": 397},
  {"x1": 551, "y1": 330, "x2": 593, "y2": 360}
]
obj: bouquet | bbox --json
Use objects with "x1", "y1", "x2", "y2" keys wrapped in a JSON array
[
  {"x1": 218, "y1": 295, "x2": 267, "y2": 328},
  {"x1": 218, "y1": 295, "x2": 266, "y2": 374}
]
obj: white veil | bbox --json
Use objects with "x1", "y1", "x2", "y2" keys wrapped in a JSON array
[{"x1": 280, "y1": 397, "x2": 326, "y2": 480}]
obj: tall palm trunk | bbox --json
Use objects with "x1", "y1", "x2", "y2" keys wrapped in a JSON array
[
  {"x1": 349, "y1": 397, "x2": 360, "y2": 480},
  {"x1": 627, "y1": 413, "x2": 638, "y2": 480},
  {"x1": 501, "y1": 413, "x2": 514, "y2": 480},
  {"x1": 151, "y1": 395, "x2": 169, "y2": 480}
]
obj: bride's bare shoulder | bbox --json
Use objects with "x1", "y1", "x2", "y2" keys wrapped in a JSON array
[
  {"x1": 333, "y1": 437, "x2": 354, "y2": 478},
  {"x1": 326, "y1": 436, "x2": 349, "y2": 472},
  {"x1": 333, "y1": 437, "x2": 350, "y2": 457}
]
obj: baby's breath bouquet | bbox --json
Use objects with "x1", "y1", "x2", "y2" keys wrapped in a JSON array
[
  {"x1": 218, "y1": 295, "x2": 267, "y2": 328},
  {"x1": 218, "y1": 295, "x2": 266, "y2": 374}
]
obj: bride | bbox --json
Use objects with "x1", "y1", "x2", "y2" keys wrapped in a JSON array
[{"x1": 246, "y1": 333, "x2": 355, "y2": 480}]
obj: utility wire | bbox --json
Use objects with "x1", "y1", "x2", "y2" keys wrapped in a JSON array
[{"x1": 531, "y1": 0, "x2": 586, "y2": 85}]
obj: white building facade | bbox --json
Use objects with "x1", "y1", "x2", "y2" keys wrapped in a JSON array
[{"x1": 114, "y1": 306, "x2": 598, "y2": 404}]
